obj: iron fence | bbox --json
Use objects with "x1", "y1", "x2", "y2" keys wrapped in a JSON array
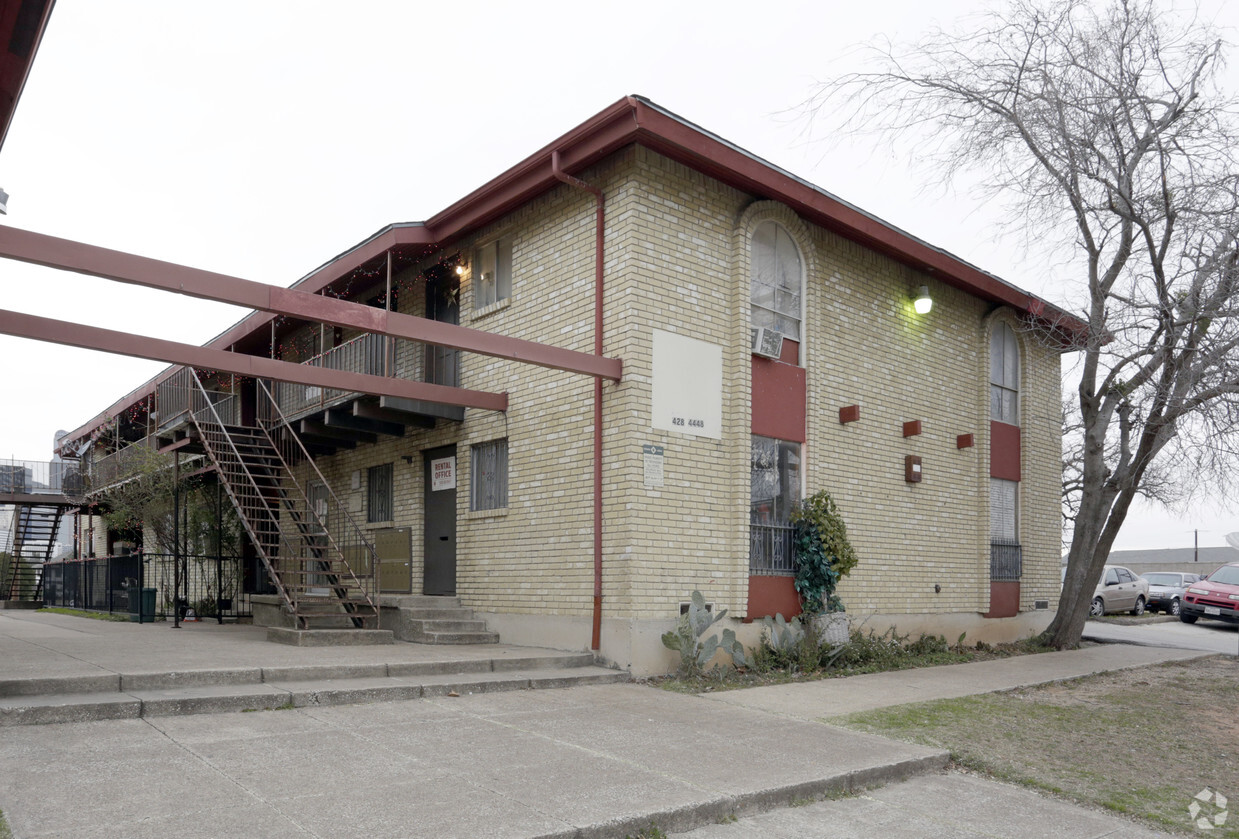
[
  {"x1": 41, "y1": 552, "x2": 252, "y2": 622},
  {"x1": 750, "y1": 522, "x2": 797, "y2": 576},
  {"x1": 990, "y1": 539, "x2": 1023, "y2": 582}
]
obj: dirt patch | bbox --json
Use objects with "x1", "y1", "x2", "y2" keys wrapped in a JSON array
[{"x1": 837, "y1": 656, "x2": 1239, "y2": 836}]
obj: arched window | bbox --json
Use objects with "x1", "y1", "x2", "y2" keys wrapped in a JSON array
[
  {"x1": 990, "y1": 322, "x2": 1020, "y2": 424},
  {"x1": 989, "y1": 321, "x2": 1021, "y2": 572},
  {"x1": 750, "y1": 220, "x2": 802, "y2": 340}
]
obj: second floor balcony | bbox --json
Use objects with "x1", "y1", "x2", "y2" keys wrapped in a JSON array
[
  {"x1": 0, "y1": 457, "x2": 83, "y2": 500},
  {"x1": 270, "y1": 333, "x2": 464, "y2": 437}
]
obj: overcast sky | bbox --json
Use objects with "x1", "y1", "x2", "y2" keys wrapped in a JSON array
[{"x1": 1, "y1": 0, "x2": 1237, "y2": 551}]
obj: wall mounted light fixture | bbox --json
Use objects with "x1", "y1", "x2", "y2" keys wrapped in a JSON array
[{"x1": 913, "y1": 284, "x2": 933, "y2": 314}]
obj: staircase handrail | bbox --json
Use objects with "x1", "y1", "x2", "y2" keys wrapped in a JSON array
[
  {"x1": 182, "y1": 369, "x2": 297, "y2": 610},
  {"x1": 254, "y1": 378, "x2": 379, "y2": 609}
]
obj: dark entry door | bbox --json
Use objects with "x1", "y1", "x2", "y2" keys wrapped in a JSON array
[{"x1": 423, "y1": 445, "x2": 457, "y2": 596}]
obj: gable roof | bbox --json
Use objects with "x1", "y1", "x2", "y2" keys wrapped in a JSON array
[
  {"x1": 1107, "y1": 546, "x2": 1239, "y2": 567},
  {"x1": 62, "y1": 94, "x2": 1086, "y2": 448}
]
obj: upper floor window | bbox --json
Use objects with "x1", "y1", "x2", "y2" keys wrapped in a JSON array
[
  {"x1": 473, "y1": 238, "x2": 512, "y2": 309},
  {"x1": 990, "y1": 322, "x2": 1020, "y2": 424},
  {"x1": 750, "y1": 221, "x2": 802, "y2": 340}
]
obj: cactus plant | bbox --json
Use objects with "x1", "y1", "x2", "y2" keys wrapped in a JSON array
[{"x1": 661, "y1": 591, "x2": 747, "y2": 675}]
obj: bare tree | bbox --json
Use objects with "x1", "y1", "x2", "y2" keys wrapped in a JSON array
[{"x1": 810, "y1": 0, "x2": 1239, "y2": 647}]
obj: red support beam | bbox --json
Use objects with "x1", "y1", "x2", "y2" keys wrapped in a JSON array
[
  {"x1": 0, "y1": 309, "x2": 509, "y2": 412},
  {"x1": 0, "y1": 226, "x2": 623, "y2": 381}
]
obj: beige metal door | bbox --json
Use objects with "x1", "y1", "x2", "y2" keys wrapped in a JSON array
[{"x1": 375, "y1": 527, "x2": 412, "y2": 593}]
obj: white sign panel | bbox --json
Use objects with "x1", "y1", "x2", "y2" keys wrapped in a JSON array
[
  {"x1": 430, "y1": 456, "x2": 456, "y2": 491},
  {"x1": 651, "y1": 329, "x2": 722, "y2": 439},
  {"x1": 643, "y1": 445, "x2": 665, "y2": 488}
]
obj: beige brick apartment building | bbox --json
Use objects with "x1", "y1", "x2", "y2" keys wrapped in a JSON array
[{"x1": 59, "y1": 97, "x2": 1080, "y2": 675}]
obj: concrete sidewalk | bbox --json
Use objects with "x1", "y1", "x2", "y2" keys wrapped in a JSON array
[
  {"x1": 0, "y1": 683, "x2": 948, "y2": 839},
  {"x1": 698, "y1": 643, "x2": 1208, "y2": 719},
  {"x1": 0, "y1": 610, "x2": 1198, "y2": 838},
  {"x1": 0, "y1": 610, "x2": 581, "y2": 680},
  {"x1": 671, "y1": 772, "x2": 1172, "y2": 838},
  {"x1": 0, "y1": 610, "x2": 632, "y2": 725}
]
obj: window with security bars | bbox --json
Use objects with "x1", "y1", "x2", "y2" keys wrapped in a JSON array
[
  {"x1": 367, "y1": 463, "x2": 393, "y2": 523},
  {"x1": 989, "y1": 478, "x2": 1022, "y2": 580},
  {"x1": 749, "y1": 435, "x2": 801, "y2": 575},
  {"x1": 471, "y1": 439, "x2": 508, "y2": 511}
]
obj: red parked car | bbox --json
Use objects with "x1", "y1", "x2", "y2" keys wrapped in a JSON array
[{"x1": 1180, "y1": 563, "x2": 1239, "y2": 625}]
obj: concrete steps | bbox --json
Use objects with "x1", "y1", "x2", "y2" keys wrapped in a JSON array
[
  {"x1": 0, "y1": 650, "x2": 624, "y2": 726},
  {"x1": 379, "y1": 594, "x2": 500, "y2": 644}
]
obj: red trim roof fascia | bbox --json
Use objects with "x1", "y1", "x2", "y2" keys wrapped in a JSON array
[
  {"x1": 624, "y1": 99, "x2": 1074, "y2": 326},
  {"x1": 422, "y1": 100, "x2": 639, "y2": 244},
  {"x1": 0, "y1": 0, "x2": 54, "y2": 152},
  {"x1": 60, "y1": 95, "x2": 1088, "y2": 452}
]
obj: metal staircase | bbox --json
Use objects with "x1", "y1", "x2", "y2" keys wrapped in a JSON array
[
  {"x1": 161, "y1": 369, "x2": 380, "y2": 631},
  {"x1": 4, "y1": 503, "x2": 65, "y2": 601}
]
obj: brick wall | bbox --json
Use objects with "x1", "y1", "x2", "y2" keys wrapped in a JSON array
[{"x1": 267, "y1": 142, "x2": 1064, "y2": 664}]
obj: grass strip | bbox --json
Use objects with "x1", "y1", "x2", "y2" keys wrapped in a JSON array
[
  {"x1": 37, "y1": 607, "x2": 133, "y2": 622},
  {"x1": 832, "y1": 656, "x2": 1239, "y2": 837}
]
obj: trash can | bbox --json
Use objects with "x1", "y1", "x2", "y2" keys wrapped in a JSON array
[{"x1": 139, "y1": 588, "x2": 156, "y2": 623}]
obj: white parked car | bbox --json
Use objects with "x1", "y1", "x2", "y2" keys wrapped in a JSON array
[
  {"x1": 1089, "y1": 565, "x2": 1150, "y2": 617},
  {"x1": 1138, "y1": 571, "x2": 1202, "y2": 616}
]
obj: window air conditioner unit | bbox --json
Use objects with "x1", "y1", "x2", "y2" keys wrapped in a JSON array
[{"x1": 750, "y1": 327, "x2": 784, "y2": 360}]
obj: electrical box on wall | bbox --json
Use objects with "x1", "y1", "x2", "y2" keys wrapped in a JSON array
[{"x1": 905, "y1": 455, "x2": 923, "y2": 483}]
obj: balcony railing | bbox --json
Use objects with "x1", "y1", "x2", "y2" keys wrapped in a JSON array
[
  {"x1": 0, "y1": 457, "x2": 83, "y2": 496},
  {"x1": 271, "y1": 333, "x2": 389, "y2": 420},
  {"x1": 86, "y1": 436, "x2": 157, "y2": 491},
  {"x1": 990, "y1": 539, "x2": 1023, "y2": 582},
  {"x1": 750, "y1": 521, "x2": 796, "y2": 576},
  {"x1": 157, "y1": 368, "x2": 240, "y2": 429}
]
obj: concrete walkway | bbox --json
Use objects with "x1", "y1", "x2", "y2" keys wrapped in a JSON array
[
  {"x1": 0, "y1": 610, "x2": 1201, "y2": 838},
  {"x1": 699, "y1": 643, "x2": 1207, "y2": 719},
  {"x1": 0, "y1": 610, "x2": 580, "y2": 680},
  {"x1": 672, "y1": 772, "x2": 1172, "y2": 838}
]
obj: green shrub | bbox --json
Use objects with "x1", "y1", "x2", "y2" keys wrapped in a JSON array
[
  {"x1": 836, "y1": 627, "x2": 957, "y2": 670},
  {"x1": 750, "y1": 613, "x2": 846, "y2": 674},
  {"x1": 790, "y1": 490, "x2": 857, "y2": 616}
]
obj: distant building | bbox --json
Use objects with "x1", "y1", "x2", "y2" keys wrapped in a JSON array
[{"x1": 1107, "y1": 546, "x2": 1238, "y2": 575}]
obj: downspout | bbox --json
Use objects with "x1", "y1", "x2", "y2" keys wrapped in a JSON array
[{"x1": 551, "y1": 150, "x2": 606, "y2": 651}]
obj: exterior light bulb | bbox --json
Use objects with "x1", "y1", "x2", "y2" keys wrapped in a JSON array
[
  {"x1": 913, "y1": 285, "x2": 932, "y2": 314},
  {"x1": 455, "y1": 265, "x2": 465, "y2": 276}
]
